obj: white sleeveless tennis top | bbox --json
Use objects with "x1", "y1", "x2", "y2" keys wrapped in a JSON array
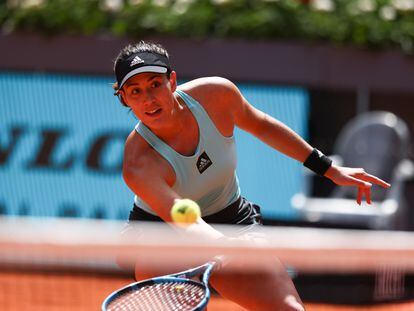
[{"x1": 134, "y1": 89, "x2": 240, "y2": 216}]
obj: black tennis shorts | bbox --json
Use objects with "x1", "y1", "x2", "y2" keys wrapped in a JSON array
[{"x1": 128, "y1": 196, "x2": 263, "y2": 226}]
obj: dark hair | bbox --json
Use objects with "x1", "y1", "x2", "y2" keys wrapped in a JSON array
[
  {"x1": 113, "y1": 41, "x2": 171, "y2": 107},
  {"x1": 114, "y1": 41, "x2": 169, "y2": 70}
]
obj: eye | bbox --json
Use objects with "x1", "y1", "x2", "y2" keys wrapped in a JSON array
[
  {"x1": 152, "y1": 81, "x2": 161, "y2": 88},
  {"x1": 131, "y1": 88, "x2": 140, "y2": 95}
]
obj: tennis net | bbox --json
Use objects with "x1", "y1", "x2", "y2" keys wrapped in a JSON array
[{"x1": 1, "y1": 216, "x2": 413, "y2": 310}]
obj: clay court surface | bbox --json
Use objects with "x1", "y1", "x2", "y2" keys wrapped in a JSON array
[{"x1": 1, "y1": 271, "x2": 412, "y2": 310}]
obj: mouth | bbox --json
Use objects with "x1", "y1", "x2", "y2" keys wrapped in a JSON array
[{"x1": 145, "y1": 108, "x2": 162, "y2": 117}]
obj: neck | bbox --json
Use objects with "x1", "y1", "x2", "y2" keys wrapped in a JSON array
[{"x1": 150, "y1": 96, "x2": 187, "y2": 141}]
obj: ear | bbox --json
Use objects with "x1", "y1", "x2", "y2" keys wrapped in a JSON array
[
  {"x1": 118, "y1": 90, "x2": 128, "y2": 107},
  {"x1": 169, "y1": 71, "x2": 177, "y2": 92}
]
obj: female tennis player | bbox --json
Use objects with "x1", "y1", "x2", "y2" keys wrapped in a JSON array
[{"x1": 113, "y1": 41, "x2": 390, "y2": 310}]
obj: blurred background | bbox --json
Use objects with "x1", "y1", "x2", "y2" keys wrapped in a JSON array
[
  {"x1": 1, "y1": 0, "x2": 413, "y2": 226},
  {"x1": 1, "y1": 0, "x2": 414, "y2": 309}
]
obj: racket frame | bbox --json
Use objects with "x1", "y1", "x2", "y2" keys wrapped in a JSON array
[{"x1": 102, "y1": 261, "x2": 216, "y2": 311}]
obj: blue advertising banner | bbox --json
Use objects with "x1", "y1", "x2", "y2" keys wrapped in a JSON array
[{"x1": 0, "y1": 72, "x2": 308, "y2": 220}]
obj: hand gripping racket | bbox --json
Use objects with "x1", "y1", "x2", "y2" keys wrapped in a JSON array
[{"x1": 102, "y1": 261, "x2": 217, "y2": 311}]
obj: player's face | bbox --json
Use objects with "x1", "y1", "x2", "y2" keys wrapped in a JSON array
[{"x1": 121, "y1": 71, "x2": 177, "y2": 128}]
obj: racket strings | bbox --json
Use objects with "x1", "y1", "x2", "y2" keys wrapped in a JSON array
[{"x1": 107, "y1": 281, "x2": 206, "y2": 311}]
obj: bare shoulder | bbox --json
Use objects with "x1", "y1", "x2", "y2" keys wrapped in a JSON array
[
  {"x1": 123, "y1": 130, "x2": 175, "y2": 186},
  {"x1": 178, "y1": 77, "x2": 244, "y2": 136},
  {"x1": 124, "y1": 130, "x2": 147, "y2": 161},
  {"x1": 179, "y1": 76, "x2": 237, "y2": 90},
  {"x1": 123, "y1": 130, "x2": 152, "y2": 175},
  {"x1": 179, "y1": 76, "x2": 239, "y2": 101}
]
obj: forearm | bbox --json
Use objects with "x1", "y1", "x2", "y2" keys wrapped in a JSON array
[
  {"x1": 183, "y1": 217, "x2": 225, "y2": 240},
  {"x1": 254, "y1": 113, "x2": 313, "y2": 163},
  {"x1": 124, "y1": 174, "x2": 225, "y2": 240}
]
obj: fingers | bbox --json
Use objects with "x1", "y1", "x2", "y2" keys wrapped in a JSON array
[
  {"x1": 356, "y1": 186, "x2": 372, "y2": 205},
  {"x1": 350, "y1": 173, "x2": 371, "y2": 205},
  {"x1": 354, "y1": 171, "x2": 389, "y2": 205},
  {"x1": 357, "y1": 188, "x2": 362, "y2": 205},
  {"x1": 347, "y1": 175, "x2": 372, "y2": 205},
  {"x1": 364, "y1": 187, "x2": 372, "y2": 205},
  {"x1": 335, "y1": 167, "x2": 391, "y2": 205},
  {"x1": 357, "y1": 173, "x2": 391, "y2": 188},
  {"x1": 348, "y1": 175, "x2": 372, "y2": 189}
]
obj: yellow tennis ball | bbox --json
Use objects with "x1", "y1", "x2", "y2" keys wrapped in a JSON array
[{"x1": 170, "y1": 199, "x2": 201, "y2": 225}]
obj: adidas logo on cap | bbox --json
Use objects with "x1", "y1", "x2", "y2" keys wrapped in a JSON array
[{"x1": 130, "y1": 56, "x2": 144, "y2": 67}]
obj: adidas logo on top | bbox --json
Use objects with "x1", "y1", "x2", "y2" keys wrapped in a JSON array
[
  {"x1": 130, "y1": 56, "x2": 144, "y2": 67},
  {"x1": 196, "y1": 151, "x2": 212, "y2": 174}
]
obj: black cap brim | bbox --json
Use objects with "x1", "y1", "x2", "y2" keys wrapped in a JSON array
[
  {"x1": 118, "y1": 65, "x2": 168, "y2": 89},
  {"x1": 115, "y1": 52, "x2": 171, "y2": 90}
]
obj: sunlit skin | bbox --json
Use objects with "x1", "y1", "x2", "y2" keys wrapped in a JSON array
[
  {"x1": 120, "y1": 72, "x2": 178, "y2": 130},
  {"x1": 119, "y1": 71, "x2": 200, "y2": 156},
  {"x1": 325, "y1": 166, "x2": 390, "y2": 205},
  {"x1": 119, "y1": 72, "x2": 390, "y2": 207},
  {"x1": 118, "y1": 71, "x2": 391, "y2": 311}
]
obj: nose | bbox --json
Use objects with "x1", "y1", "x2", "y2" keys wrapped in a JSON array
[{"x1": 142, "y1": 90, "x2": 156, "y2": 106}]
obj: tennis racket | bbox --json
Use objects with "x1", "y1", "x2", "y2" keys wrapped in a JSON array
[{"x1": 102, "y1": 261, "x2": 217, "y2": 311}]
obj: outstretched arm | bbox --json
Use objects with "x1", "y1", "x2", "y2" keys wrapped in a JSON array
[
  {"x1": 219, "y1": 78, "x2": 390, "y2": 204},
  {"x1": 123, "y1": 131, "x2": 224, "y2": 239}
]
